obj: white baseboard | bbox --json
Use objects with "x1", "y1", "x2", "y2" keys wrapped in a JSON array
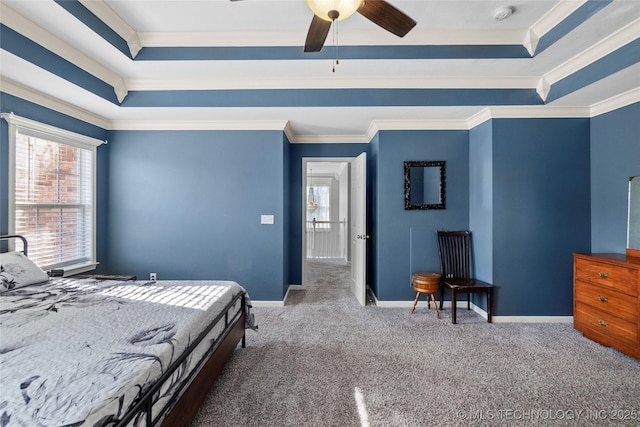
[
  {"x1": 374, "y1": 298, "x2": 573, "y2": 323},
  {"x1": 375, "y1": 300, "x2": 453, "y2": 308},
  {"x1": 252, "y1": 300, "x2": 285, "y2": 307},
  {"x1": 282, "y1": 284, "x2": 304, "y2": 305},
  {"x1": 254, "y1": 289, "x2": 575, "y2": 322},
  {"x1": 492, "y1": 316, "x2": 573, "y2": 323}
]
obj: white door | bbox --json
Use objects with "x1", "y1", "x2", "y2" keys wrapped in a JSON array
[{"x1": 350, "y1": 152, "x2": 367, "y2": 306}]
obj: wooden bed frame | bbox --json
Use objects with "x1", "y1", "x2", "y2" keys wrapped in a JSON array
[
  {"x1": 160, "y1": 310, "x2": 246, "y2": 426},
  {"x1": 1, "y1": 234, "x2": 248, "y2": 427},
  {"x1": 109, "y1": 282, "x2": 247, "y2": 426}
]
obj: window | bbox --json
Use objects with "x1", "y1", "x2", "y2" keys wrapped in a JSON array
[
  {"x1": 307, "y1": 185, "x2": 331, "y2": 228},
  {"x1": 3, "y1": 113, "x2": 102, "y2": 273}
]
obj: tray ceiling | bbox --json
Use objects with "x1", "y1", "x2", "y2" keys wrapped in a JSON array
[{"x1": 1, "y1": 0, "x2": 638, "y2": 141}]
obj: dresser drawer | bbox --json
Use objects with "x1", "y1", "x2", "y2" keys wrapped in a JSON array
[
  {"x1": 574, "y1": 302, "x2": 638, "y2": 348},
  {"x1": 575, "y1": 258, "x2": 638, "y2": 296},
  {"x1": 575, "y1": 280, "x2": 638, "y2": 322}
]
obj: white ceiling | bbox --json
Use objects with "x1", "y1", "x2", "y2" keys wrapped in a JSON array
[{"x1": 1, "y1": 0, "x2": 639, "y2": 140}]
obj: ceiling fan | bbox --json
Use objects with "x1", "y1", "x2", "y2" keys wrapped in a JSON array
[
  {"x1": 303, "y1": 0, "x2": 417, "y2": 52},
  {"x1": 231, "y1": 0, "x2": 417, "y2": 53}
]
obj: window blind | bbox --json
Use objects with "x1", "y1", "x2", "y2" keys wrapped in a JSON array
[
  {"x1": 14, "y1": 132, "x2": 93, "y2": 270},
  {"x1": 2, "y1": 113, "x2": 102, "y2": 272}
]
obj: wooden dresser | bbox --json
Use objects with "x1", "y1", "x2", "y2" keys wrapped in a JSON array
[{"x1": 573, "y1": 252, "x2": 640, "y2": 360}]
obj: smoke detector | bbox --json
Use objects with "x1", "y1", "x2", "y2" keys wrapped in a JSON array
[{"x1": 493, "y1": 6, "x2": 514, "y2": 21}]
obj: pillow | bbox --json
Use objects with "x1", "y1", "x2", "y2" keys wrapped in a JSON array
[{"x1": 0, "y1": 252, "x2": 49, "y2": 292}]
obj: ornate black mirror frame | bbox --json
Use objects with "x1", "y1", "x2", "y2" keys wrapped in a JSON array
[{"x1": 404, "y1": 160, "x2": 446, "y2": 210}]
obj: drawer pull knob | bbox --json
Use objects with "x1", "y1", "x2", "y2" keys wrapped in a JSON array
[
  {"x1": 598, "y1": 295, "x2": 608, "y2": 303},
  {"x1": 598, "y1": 272, "x2": 609, "y2": 278},
  {"x1": 598, "y1": 319, "x2": 608, "y2": 327}
]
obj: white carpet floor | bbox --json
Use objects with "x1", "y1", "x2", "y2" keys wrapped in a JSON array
[{"x1": 190, "y1": 260, "x2": 640, "y2": 426}]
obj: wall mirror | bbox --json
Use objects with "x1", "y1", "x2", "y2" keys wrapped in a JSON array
[
  {"x1": 404, "y1": 161, "x2": 446, "y2": 210},
  {"x1": 628, "y1": 176, "x2": 640, "y2": 250}
]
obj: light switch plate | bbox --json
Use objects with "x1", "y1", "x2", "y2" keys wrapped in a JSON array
[{"x1": 261, "y1": 215, "x2": 274, "y2": 224}]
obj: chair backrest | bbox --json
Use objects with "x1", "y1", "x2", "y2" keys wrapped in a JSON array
[{"x1": 437, "y1": 231, "x2": 471, "y2": 280}]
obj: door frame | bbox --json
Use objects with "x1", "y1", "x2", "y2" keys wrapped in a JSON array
[{"x1": 301, "y1": 157, "x2": 354, "y2": 285}]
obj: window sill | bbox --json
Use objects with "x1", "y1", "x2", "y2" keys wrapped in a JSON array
[{"x1": 61, "y1": 262, "x2": 99, "y2": 277}]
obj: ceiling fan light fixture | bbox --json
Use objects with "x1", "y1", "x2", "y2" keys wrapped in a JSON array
[{"x1": 305, "y1": 0, "x2": 364, "y2": 22}]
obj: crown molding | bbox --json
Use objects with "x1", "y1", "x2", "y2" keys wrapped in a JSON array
[
  {"x1": 466, "y1": 108, "x2": 493, "y2": 128},
  {"x1": 544, "y1": 18, "x2": 640, "y2": 86},
  {"x1": 524, "y1": 0, "x2": 588, "y2": 55},
  {"x1": 590, "y1": 88, "x2": 640, "y2": 117},
  {"x1": 488, "y1": 105, "x2": 591, "y2": 119},
  {"x1": 138, "y1": 29, "x2": 527, "y2": 48},
  {"x1": 1, "y1": 112, "x2": 104, "y2": 147},
  {"x1": 108, "y1": 119, "x2": 290, "y2": 132},
  {"x1": 79, "y1": 0, "x2": 141, "y2": 57},
  {"x1": 283, "y1": 121, "x2": 296, "y2": 143},
  {"x1": 372, "y1": 119, "x2": 470, "y2": 131},
  {"x1": 465, "y1": 105, "x2": 593, "y2": 128},
  {"x1": 140, "y1": 31, "x2": 306, "y2": 48},
  {"x1": 126, "y1": 34, "x2": 143, "y2": 59},
  {"x1": 0, "y1": 78, "x2": 110, "y2": 129},
  {"x1": 523, "y1": 29, "x2": 539, "y2": 56},
  {"x1": 4, "y1": 78, "x2": 636, "y2": 140},
  {"x1": 0, "y1": 3, "x2": 127, "y2": 102},
  {"x1": 283, "y1": 122, "x2": 370, "y2": 144},
  {"x1": 125, "y1": 76, "x2": 539, "y2": 91},
  {"x1": 536, "y1": 77, "x2": 551, "y2": 101},
  {"x1": 287, "y1": 134, "x2": 371, "y2": 144},
  {"x1": 289, "y1": 118, "x2": 474, "y2": 144},
  {"x1": 529, "y1": 0, "x2": 587, "y2": 44},
  {"x1": 368, "y1": 119, "x2": 469, "y2": 139},
  {"x1": 113, "y1": 82, "x2": 129, "y2": 104}
]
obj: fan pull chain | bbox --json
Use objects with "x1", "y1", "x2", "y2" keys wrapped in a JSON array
[{"x1": 332, "y1": 19, "x2": 339, "y2": 72}]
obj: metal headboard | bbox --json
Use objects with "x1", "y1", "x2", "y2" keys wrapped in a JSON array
[{"x1": 0, "y1": 235, "x2": 28, "y2": 256}]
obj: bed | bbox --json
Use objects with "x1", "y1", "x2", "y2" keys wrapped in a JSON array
[{"x1": 0, "y1": 235, "x2": 256, "y2": 426}]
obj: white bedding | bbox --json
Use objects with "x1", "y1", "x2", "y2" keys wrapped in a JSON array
[{"x1": 0, "y1": 277, "x2": 248, "y2": 426}]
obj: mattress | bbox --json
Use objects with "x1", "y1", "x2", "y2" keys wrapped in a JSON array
[{"x1": 0, "y1": 278, "x2": 247, "y2": 426}]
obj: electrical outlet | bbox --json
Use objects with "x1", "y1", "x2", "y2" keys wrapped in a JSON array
[{"x1": 150, "y1": 273, "x2": 157, "y2": 281}]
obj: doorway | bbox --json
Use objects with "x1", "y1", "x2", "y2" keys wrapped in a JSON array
[
  {"x1": 302, "y1": 155, "x2": 367, "y2": 306},
  {"x1": 304, "y1": 161, "x2": 349, "y2": 262}
]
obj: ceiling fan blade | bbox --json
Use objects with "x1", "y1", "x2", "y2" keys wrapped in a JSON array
[
  {"x1": 304, "y1": 15, "x2": 332, "y2": 52},
  {"x1": 357, "y1": 0, "x2": 416, "y2": 38}
]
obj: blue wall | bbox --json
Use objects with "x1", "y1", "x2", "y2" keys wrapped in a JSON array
[
  {"x1": 103, "y1": 130, "x2": 286, "y2": 300},
  {"x1": 590, "y1": 102, "x2": 640, "y2": 252},
  {"x1": 1, "y1": 92, "x2": 637, "y2": 314},
  {"x1": 469, "y1": 120, "x2": 494, "y2": 283},
  {"x1": 375, "y1": 130, "x2": 469, "y2": 301},
  {"x1": 492, "y1": 118, "x2": 591, "y2": 315}
]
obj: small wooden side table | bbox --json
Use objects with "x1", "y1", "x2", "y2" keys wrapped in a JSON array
[{"x1": 411, "y1": 271, "x2": 441, "y2": 318}]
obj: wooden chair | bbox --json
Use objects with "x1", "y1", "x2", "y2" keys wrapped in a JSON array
[{"x1": 437, "y1": 231, "x2": 494, "y2": 324}]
